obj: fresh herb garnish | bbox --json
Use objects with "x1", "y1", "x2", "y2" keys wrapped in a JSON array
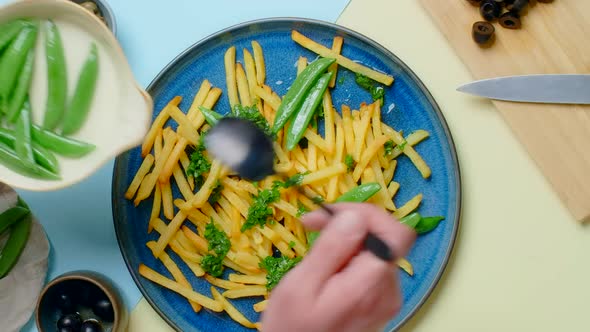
[
  {"x1": 355, "y1": 73, "x2": 385, "y2": 104},
  {"x1": 275, "y1": 172, "x2": 308, "y2": 189},
  {"x1": 241, "y1": 187, "x2": 280, "y2": 232},
  {"x1": 259, "y1": 255, "x2": 303, "y2": 290},
  {"x1": 208, "y1": 180, "x2": 223, "y2": 205},
  {"x1": 232, "y1": 104, "x2": 274, "y2": 139},
  {"x1": 186, "y1": 136, "x2": 210, "y2": 188},
  {"x1": 384, "y1": 140, "x2": 394, "y2": 157},
  {"x1": 344, "y1": 154, "x2": 356, "y2": 172},
  {"x1": 288, "y1": 241, "x2": 296, "y2": 249},
  {"x1": 296, "y1": 203, "x2": 309, "y2": 218},
  {"x1": 399, "y1": 140, "x2": 407, "y2": 152},
  {"x1": 201, "y1": 221, "x2": 231, "y2": 277},
  {"x1": 311, "y1": 196, "x2": 325, "y2": 204}
]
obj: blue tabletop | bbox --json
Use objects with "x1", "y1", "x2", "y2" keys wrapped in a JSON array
[{"x1": 0, "y1": 0, "x2": 350, "y2": 330}]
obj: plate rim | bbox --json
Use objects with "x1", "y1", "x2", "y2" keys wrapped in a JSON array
[{"x1": 112, "y1": 16, "x2": 462, "y2": 332}]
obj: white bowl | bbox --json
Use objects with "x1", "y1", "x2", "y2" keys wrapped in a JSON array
[{"x1": 0, "y1": 0, "x2": 152, "y2": 191}]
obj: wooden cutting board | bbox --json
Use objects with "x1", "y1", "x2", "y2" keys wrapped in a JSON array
[{"x1": 418, "y1": 0, "x2": 590, "y2": 223}]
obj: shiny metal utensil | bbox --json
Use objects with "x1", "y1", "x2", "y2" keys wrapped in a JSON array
[
  {"x1": 205, "y1": 117, "x2": 394, "y2": 262},
  {"x1": 457, "y1": 74, "x2": 590, "y2": 105}
]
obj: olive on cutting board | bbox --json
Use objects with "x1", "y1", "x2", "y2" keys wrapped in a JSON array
[
  {"x1": 499, "y1": 11, "x2": 522, "y2": 29},
  {"x1": 472, "y1": 21, "x2": 495, "y2": 45},
  {"x1": 480, "y1": 0, "x2": 502, "y2": 21}
]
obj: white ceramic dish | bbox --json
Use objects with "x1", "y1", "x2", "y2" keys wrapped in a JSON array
[{"x1": 0, "y1": 0, "x2": 152, "y2": 191}]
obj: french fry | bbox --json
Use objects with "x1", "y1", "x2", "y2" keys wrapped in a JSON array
[
  {"x1": 186, "y1": 80, "x2": 212, "y2": 119},
  {"x1": 148, "y1": 184, "x2": 162, "y2": 233},
  {"x1": 146, "y1": 241, "x2": 202, "y2": 312},
  {"x1": 139, "y1": 264, "x2": 222, "y2": 312},
  {"x1": 125, "y1": 154, "x2": 155, "y2": 200},
  {"x1": 168, "y1": 105, "x2": 200, "y2": 146},
  {"x1": 172, "y1": 164, "x2": 194, "y2": 202},
  {"x1": 161, "y1": 181, "x2": 174, "y2": 220},
  {"x1": 328, "y1": 36, "x2": 343, "y2": 87},
  {"x1": 382, "y1": 124, "x2": 431, "y2": 179},
  {"x1": 253, "y1": 85, "x2": 281, "y2": 111},
  {"x1": 223, "y1": 285, "x2": 267, "y2": 299},
  {"x1": 135, "y1": 131, "x2": 178, "y2": 205},
  {"x1": 229, "y1": 273, "x2": 267, "y2": 285},
  {"x1": 383, "y1": 160, "x2": 397, "y2": 185},
  {"x1": 152, "y1": 210, "x2": 188, "y2": 258},
  {"x1": 292, "y1": 30, "x2": 394, "y2": 86},
  {"x1": 301, "y1": 163, "x2": 346, "y2": 185},
  {"x1": 370, "y1": 103, "x2": 390, "y2": 169},
  {"x1": 393, "y1": 194, "x2": 423, "y2": 219},
  {"x1": 257, "y1": 226, "x2": 295, "y2": 258},
  {"x1": 352, "y1": 135, "x2": 389, "y2": 182},
  {"x1": 243, "y1": 49, "x2": 258, "y2": 100},
  {"x1": 154, "y1": 130, "x2": 163, "y2": 158},
  {"x1": 203, "y1": 87, "x2": 223, "y2": 109},
  {"x1": 236, "y1": 63, "x2": 252, "y2": 106},
  {"x1": 322, "y1": 90, "x2": 336, "y2": 152},
  {"x1": 269, "y1": 222, "x2": 307, "y2": 256},
  {"x1": 182, "y1": 226, "x2": 209, "y2": 254},
  {"x1": 388, "y1": 129, "x2": 430, "y2": 159},
  {"x1": 190, "y1": 160, "x2": 222, "y2": 208},
  {"x1": 224, "y1": 46, "x2": 239, "y2": 108},
  {"x1": 296, "y1": 56, "x2": 307, "y2": 74},
  {"x1": 371, "y1": 158, "x2": 396, "y2": 211},
  {"x1": 307, "y1": 137, "x2": 317, "y2": 171},
  {"x1": 252, "y1": 41, "x2": 265, "y2": 85},
  {"x1": 388, "y1": 181, "x2": 400, "y2": 198},
  {"x1": 221, "y1": 190, "x2": 249, "y2": 218},
  {"x1": 304, "y1": 130, "x2": 331, "y2": 155},
  {"x1": 211, "y1": 287, "x2": 258, "y2": 329},
  {"x1": 342, "y1": 105, "x2": 356, "y2": 159},
  {"x1": 253, "y1": 299, "x2": 268, "y2": 313},
  {"x1": 354, "y1": 105, "x2": 373, "y2": 162},
  {"x1": 397, "y1": 257, "x2": 414, "y2": 276},
  {"x1": 141, "y1": 96, "x2": 181, "y2": 157},
  {"x1": 205, "y1": 275, "x2": 246, "y2": 290},
  {"x1": 291, "y1": 145, "x2": 307, "y2": 166}
]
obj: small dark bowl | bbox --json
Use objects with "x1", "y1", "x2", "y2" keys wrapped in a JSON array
[
  {"x1": 69, "y1": 0, "x2": 116, "y2": 36},
  {"x1": 35, "y1": 271, "x2": 127, "y2": 332}
]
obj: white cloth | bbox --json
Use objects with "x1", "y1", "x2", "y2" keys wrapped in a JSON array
[{"x1": 0, "y1": 183, "x2": 50, "y2": 332}]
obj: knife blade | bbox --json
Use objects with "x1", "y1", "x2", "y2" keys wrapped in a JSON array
[{"x1": 457, "y1": 74, "x2": 590, "y2": 105}]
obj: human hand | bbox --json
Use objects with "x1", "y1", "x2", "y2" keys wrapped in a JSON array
[{"x1": 261, "y1": 203, "x2": 416, "y2": 332}]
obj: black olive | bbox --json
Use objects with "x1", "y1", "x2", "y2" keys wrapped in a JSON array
[
  {"x1": 56, "y1": 293, "x2": 76, "y2": 314},
  {"x1": 80, "y1": 320, "x2": 104, "y2": 332},
  {"x1": 57, "y1": 313, "x2": 82, "y2": 331},
  {"x1": 504, "y1": 0, "x2": 516, "y2": 6},
  {"x1": 499, "y1": 11, "x2": 522, "y2": 29},
  {"x1": 508, "y1": 0, "x2": 529, "y2": 12},
  {"x1": 480, "y1": 0, "x2": 502, "y2": 21},
  {"x1": 472, "y1": 21, "x2": 495, "y2": 45},
  {"x1": 92, "y1": 298, "x2": 115, "y2": 322}
]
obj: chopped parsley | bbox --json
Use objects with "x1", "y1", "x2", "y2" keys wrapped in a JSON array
[
  {"x1": 296, "y1": 203, "x2": 309, "y2": 218},
  {"x1": 186, "y1": 136, "x2": 210, "y2": 188},
  {"x1": 344, "y1": 154, "x2": 356, "y2": 172},
  {"x1": 208, "y1": 180, "x2": 223, "y2": 205},
  {"x1": 201, "y1": 221, "x2": 231, "y2": 277},
  {"x1": 355, "y1": 73, "x2": 385, "y2": 105},
  {"x1": 232, "y1": 104, "x2": 274, "y2": 139},
  {"x1": 241, "y1": 186, "x2": 281, "y2": 232},
  {"x1": 399, "y1": 140, "x2": 407, "y2": 151},
  {"x1": 311, "y1": 196, "x2": 325, "y2": 204},
  {"x1": 384, "y1": 140, "x2": 394, "y2": 157},
  {"x1": 288, "y1": 241, "x2": 296, "y2": 249},
  {"x1": 259, "y1": 255, "x2": 303, "y2": 290},
  {"x1": 275, "y1": 172, "x2": 308, "y2": 189}
]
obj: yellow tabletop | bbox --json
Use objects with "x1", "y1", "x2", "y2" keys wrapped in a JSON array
[{"x1": 128, "y1": 0, "x2": 590, "y2": 331}]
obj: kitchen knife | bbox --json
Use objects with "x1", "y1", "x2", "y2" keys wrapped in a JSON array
[{"x1": 457, "y1": 74, "x2": 590, "y2": 105}]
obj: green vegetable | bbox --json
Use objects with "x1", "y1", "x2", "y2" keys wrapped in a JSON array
[
  {"x1": 311, "y1": 196, "x2": 325, "y2": 204},
  {"x1": 296, "y1": 203, "x2": 308, "y2": 218},
  {"x1": 399, "y1": 212, "x2": 421, "y2": 229},
  {"x1": 62, "y1": 43, "x2": 99, "y2": 135},
  {"x1": 241, "y1": 185, "x2": 280, "y2": 232},
  {"x1": 415, "y1": 216, "x2": 445, "y2": 234},
  {"x1": 0, "y1": 20, "x2": 32, "y2": 52},
  {"x1": 201, "y1": 221, "x2": 231, "y2": 277},
  {"x1": 355, "y1": 73, "x2": 385, "y2": 105},
  {"x1": 344, "y1": 154, "x2": 355, "y2": 172},
  {"x1": 272, "y1": 57, "x2": 335, "y2": 133},
  {"x1": 0, "y1": 141, "x2": 60, "y2": 180},
  {"x1": 0, "y1": 25, "x2": 37, "y2": 113},
  {"x1": 186, "y1": 139, "x2": 210, "y2": 188},
  {"x1": 14, "y1": 98, "x2": 35, "y2": 167},
  {"x1": 208, "y1": 180, "x2": 223, "y2": 205},
  {"x1": 0, "y1": 206, "x2": 29, "y2": 235},
  {"x1": 6, "y1": 49, "x2": 35, "y2": 123},
  {"x1": 198, "y1": 106, "x2": 222, "y2": 126},
  {"x1": 0, "y1": 205, "x2": 32, "y2": 278},
  {"x1": 398, "y1": 140, "x2": 407, "y2": 152},
  {"x1": 259, "y1": 255, "x2": 302, "y2": 290},
  {"x1": 335, "y1": 182, "x2": 381, "y2": 203},
  {"x1": 288, "y1": 241, "x2": 296, "y2": 249},
  {"x1": 233, "y1": 104, "x2": 273, "y2": 138},
  {"x1": 42, "y1": 20, "x2": 67, "y2": 130},
  {"x1": 285, "y1": 72, "x2": 332, "y2": 150},
  {"x1": 383, "y1": 140, "x2": 394, "y2": 157},
  {"x1": 274, "y1": 172, "x2": 307, "y2": 189},
  {"x1": 31, "y1": 125, "x2": 95, "y2": 158},
  {"x1": 306, "y1": 231, "x2": 320, "y2": 247},
  {"x1": 0, "y1": 128, "x2": 59, "y2": 174}
]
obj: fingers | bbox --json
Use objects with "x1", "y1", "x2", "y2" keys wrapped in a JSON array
[
  {"x1": 303, "y1": 203, "x2": 417, "y2": 259},
  {"x1": 294, "y1": 209, "x2": 369, "y2": 290}
]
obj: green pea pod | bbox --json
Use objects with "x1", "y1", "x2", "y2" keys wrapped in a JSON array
[
  {"x1": 31, "y1": 124, "x2": 95, "y2": 158},
  {"x1": 272, "y1": 57, "x2": 335, "y2": 133},
  {"x1": 335, "y1": 182, "x2": 381, "y2": 203},
  {"x1": 0, "y1": 20, "x2": 32, "y2": 52},
  {"x1": 199, "y1": 106, "x2": 222, "y2": 126},
  {"x1": 285, "y1": 72, "x2": 332, "y2": 150},
  {"x1": 0, "y1": 209, "x2": 32, "y2": 278},
  {"x1": 0, "y1": 25, "x2": 38, "y2": 112},
  {"x1": 42, "y1": 20, "x2": 67, "y2": 130},
  {"x1": 399, "y1": 212, "x2": 421, "y2": 229},
  {"x1": 6, "y1": 49, "x2": 35, "y2": 123},
  {"x1": 15, "y1": 98, "x2": 35, "y2": 166},
  {"x1": 62, "y1": 43, "x2": 99, "y2": 135},
  {"x1": 0, "y1": 128, "x2": 59, "y2": 174},
  {"x1": 0, "y1": 141, "x2": 60, "y2": 180},
  {"x1": 415, "y1": 216, "x2": 445, "y2": 234},
  {"x1": 0, "y1": 206, "x2": 29, "y2": 235}
]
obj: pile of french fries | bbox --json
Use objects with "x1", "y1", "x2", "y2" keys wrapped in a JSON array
[{"x1": 124, "y1": 30, "x2": 432, "y2": 330}]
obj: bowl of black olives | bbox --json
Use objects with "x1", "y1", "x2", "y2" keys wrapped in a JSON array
[{"x1": 35, "y1": 271, "x2": 127, "y2": 332}]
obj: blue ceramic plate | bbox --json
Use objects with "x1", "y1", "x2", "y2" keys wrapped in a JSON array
[{"x1": 112, "y1": 18, "x2": 461, "y2": 332}]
